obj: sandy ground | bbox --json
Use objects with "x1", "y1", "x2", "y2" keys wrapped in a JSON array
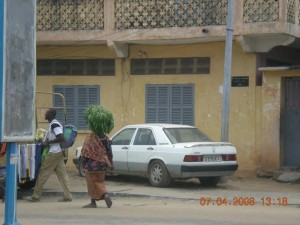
[
  {"x1": 1, "y1": 169, "x2": 300, "y2": 225},
  {"x1": 2, "y1": 196, "x2": 300, "y2": 225}
]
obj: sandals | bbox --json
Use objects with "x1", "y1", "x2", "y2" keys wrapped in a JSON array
[
  {"x1": 23, "y1": 196, "x2": 40, "y2": 202},
  {"x1": 104, "y1": 195, "x2": 112, "y2": 208}
]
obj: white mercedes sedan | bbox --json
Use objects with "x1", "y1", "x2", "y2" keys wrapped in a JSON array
[{"x1": 73, "y1": 124, "x2": 238, "y2": 187}]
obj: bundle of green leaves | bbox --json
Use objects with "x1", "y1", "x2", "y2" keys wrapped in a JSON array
[{"x1": 84, "y1": 104, "x2": 114, "y2": 137}]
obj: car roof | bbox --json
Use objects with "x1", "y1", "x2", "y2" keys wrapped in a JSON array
[{"x1": 123, "y1": 123, "x2": 195, "y2": 129}]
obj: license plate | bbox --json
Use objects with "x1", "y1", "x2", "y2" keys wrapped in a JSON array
[{"x1": 203, "y1": 155, "x2": 222, "y2": 162}]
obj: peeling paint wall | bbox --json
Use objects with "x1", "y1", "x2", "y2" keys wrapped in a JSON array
[{"x1": 36, "y1": 42, "x2": 260, "y2": 175}]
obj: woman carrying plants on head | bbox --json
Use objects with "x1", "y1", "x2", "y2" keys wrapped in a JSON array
[{"x1": 81, "y1": 104, "x2": 114, "y2": 208}]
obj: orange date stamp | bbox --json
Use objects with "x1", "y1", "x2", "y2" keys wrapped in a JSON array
[{"x1": 199, "y1": 197, "x2": 288, "y2": 206}]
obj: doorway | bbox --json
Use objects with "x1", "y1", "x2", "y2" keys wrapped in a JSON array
[{"x1": 283, "y1": 77, "x2": 300, "y2": 166}]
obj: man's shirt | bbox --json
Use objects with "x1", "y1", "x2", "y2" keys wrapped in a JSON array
[{"x1": 47, "y1": 119, "x2": 63, "y2": 153}]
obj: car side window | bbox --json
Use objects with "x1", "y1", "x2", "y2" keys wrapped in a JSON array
[
  {"x1": 133, "y1": 128, "x2": 157, "y2": 145},
  {"x1": 112, "y1": 128, "x2": 136, "y2": 145}
]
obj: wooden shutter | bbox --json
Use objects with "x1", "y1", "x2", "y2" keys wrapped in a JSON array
[
  {"x1": 146, "y1": 85, "x2": 158, "y2": 123},
  {"x1": 170, "y1": 85, "x2": 194, "y2": 125},
  {"x1": 53, "y1": 86, "x2": 66, "y2": 124},
  {"x1": 53, "y1": 85, "x2": 100, "y2": 129},
  {"x1": 77, "y1": 86, "x2": 100, "y2": 129},
  {"x1": 65, "y1": 87, "x2": 76, "y2": 125},
  {"x1": 146, "y1": 85, "x2": 169, "y2": 123},
  {"x1": 170, "y1": 85, "x2": 182, "y2": 124},
  {"x1": 146, "y1": 84, "x2": 194, "y2": 125},
  {"x1": 182, "y1": 85, "x2": 194, "y2": 125},
  {"x1": 157, "y1": 86, "x2": 169, "y2": 123}
]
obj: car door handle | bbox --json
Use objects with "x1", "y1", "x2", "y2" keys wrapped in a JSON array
[
  {"x1": 122, "y1": 146, "x2": 128, "y2": 150},
  {"x1": 147, "y1": 147, "x2": 154, "y2": 150}
]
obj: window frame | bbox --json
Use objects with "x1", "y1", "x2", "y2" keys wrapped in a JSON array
[
  {"x1": 37, "y1": 59, "x2": 115, "y2": 76},
  {"x1": 131, "y1": 57, "x2": 210, "y2": 75}
]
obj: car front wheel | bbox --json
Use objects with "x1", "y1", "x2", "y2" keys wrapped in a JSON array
[
  {"x1": 199, "y1": 177, "x2": 220, "y2": 187},
  {"x1": 148, "y1": 160, "x2": 171, "y2": 187}
]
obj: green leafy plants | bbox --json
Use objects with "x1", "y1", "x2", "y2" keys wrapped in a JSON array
[{"x1": 84, "y1": 104, "x2": 114, "y2": 137}]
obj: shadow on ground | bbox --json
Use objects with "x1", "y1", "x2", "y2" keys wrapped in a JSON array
[{"x1": 106, "y1": 174, "x2": 226, "y2": 190}]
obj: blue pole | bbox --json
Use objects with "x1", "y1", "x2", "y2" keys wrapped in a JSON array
[
  {"x1": 4, "y1": 143, "x2": 20, "y2": 225},
  {"x1": 0, "y1": 0, "x2": 3, "y2": 141}
]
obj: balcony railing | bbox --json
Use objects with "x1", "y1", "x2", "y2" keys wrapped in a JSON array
[
  {"x1": 114, "y1": 0, "x2": 228, "y2": 29},
  {"x1": 36, "y1": 0, "x2": 299, "y2": 36},
  {"x1": 36, "y1": 0, "x2": 104, "y2": 31},
  {"x1": 243, "y1": 0, "x2": 279, "y2": 23}
]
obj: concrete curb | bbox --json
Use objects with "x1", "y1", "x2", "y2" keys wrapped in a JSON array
[
  {"x1": 17, "y1": 190, "x2": 199, "y2": 201},
  {"x1": 16, "y1": 190, "x2": 300, "y2": 207}
]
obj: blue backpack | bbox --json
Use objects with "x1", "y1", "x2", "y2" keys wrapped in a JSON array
[{"x1": 61, "y1": 125, "x2": 78, "y2": 148}]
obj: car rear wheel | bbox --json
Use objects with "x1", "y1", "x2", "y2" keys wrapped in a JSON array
[
  {"x1": 148, "y1": 160, "x2": 171, "y2": 187},
  {"x1": 199, "y1": 177, "x2": 220, "y2": 187}
]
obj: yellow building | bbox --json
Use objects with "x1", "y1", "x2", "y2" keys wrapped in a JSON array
[{"x1": 36, "y1": 0, "x2": 300, "y2": 176}]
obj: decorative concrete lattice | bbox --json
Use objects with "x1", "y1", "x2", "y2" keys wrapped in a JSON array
[
  {"x1": 115, "y1": 0, "x2": 228, "y2": 30},
  {"x1": 287, "y1": 0, "x2": 295, "y2": 24},
  {"x1": 36, "y1": 0, "x2": 104, "y2": 31},
  {"x1": 243, "y1": 0, "x2": 279, "y2": 23},
  {"x1": 36, "y1": 0, "x2": 290, "y2": 31}
]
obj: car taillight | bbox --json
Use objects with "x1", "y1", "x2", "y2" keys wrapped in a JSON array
[
  {"x1": 222, "y1": 154, "x2": 236, "y2": 161},
  {"x1": 184, "y1": 155, "x2": 203, "y2": 162}
]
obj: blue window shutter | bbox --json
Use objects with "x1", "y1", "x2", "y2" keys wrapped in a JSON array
[
  {"x1": 53, "y1": 85, "x2": 100, "y2": 129},
  {"x1": 146, "y1": 85, "x2": 169, "y2": 123},
  {"x1": 53, "y1": 86, "x2": 76, "y2": 125},
  {"x1": 146, "y1": 84, "x2": 194, "y2": 125},
  {"x1": 157, "y1": 86, "x2": 169, "y2": 123},
  {"x1": 170, "y1": 85, "x2": 182, "y2": 124},
  {"x1": 53, "y1": 86, "x2": 66, "y2": 124},
  {"x1": 64, "y1": 87, "x2": 76, "y2": 125},
  {"x1": 88, "y1": 87, "x2": 99, "y2": 104},
  {"x1": 182, "y1": 85, "x2": 194, "y2": 126},
  {"x1": 146, "y1": 85, "x2": 158, "y2": 123},
  {"x1": 77, "y1": 87, "x2": 89, "y2": 129},
  {"x1": 77, "y1": 86, "x2": 100, "y2": 129}
]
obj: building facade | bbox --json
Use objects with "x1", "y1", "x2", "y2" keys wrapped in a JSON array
[{"x1": 35, "y1": 0, "x2": 300, "y2": 176}]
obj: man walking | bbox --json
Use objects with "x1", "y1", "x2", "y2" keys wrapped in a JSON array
[{"x1": 23, "y1": 108, "x2": 72, "y2": 202}]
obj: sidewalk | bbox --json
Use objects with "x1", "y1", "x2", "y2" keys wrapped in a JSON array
[{"x1": 23, "y1": 170, "x2": 300, "y2": 206}]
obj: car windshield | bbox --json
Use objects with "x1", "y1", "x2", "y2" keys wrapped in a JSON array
[{"x1": 163, "y1": 128, "x2": 212, "y2": 144}]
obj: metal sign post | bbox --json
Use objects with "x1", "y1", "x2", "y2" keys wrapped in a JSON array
[
  {"x1": 221, "y1": 0, "x2": 235, "y2": 142},
  {"x1": 0, "y1": 2, "x2": 4, "y2": 135},
  {"x1": 1, "y1": 0, "x2": 36, "y2": 224}
]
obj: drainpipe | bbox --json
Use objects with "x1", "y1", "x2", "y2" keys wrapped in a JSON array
[{"x1": 221, "y1": 0, "x2": 235, "y2": 142}]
